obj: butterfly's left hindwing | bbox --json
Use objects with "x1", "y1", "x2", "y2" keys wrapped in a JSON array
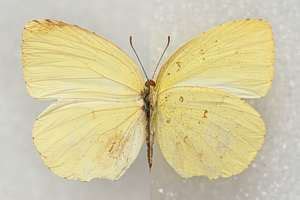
[{"x1": 33, "y1": 100, "x2": 145, "y2": 181}]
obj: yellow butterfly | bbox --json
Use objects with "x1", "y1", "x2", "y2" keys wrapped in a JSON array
[{"x1": 22, "y1": 19, "x2": 274, "y2": 181}]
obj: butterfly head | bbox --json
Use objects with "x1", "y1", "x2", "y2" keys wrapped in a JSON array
[{"x1": 145, "y1": 80, "x2": 156, "y2": 87}]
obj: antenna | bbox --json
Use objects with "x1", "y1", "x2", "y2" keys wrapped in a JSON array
[
  {"x1": 129, "y1": 36, "x2": 149, "y2": 80},
  {"x1": 152, "y1": 36, "x2": 171, "y2": 79}
]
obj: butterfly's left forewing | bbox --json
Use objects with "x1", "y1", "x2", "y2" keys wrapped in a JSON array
[{"x1": 22, "y1": 19, "x2": 145, "y2": 100}]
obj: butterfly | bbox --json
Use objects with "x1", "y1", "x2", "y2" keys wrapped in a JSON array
[{"x1": 22, "y1": 18, "x2": 274, "y2": 181}]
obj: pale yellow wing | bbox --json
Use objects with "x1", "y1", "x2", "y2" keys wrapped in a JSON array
[
  {"x1": 155, "y1": 19, "x2": 274, "y2": 98},
  {"x1": 154, "y1": 87, "x2": 265, "y2": 179},
  {"x1": 22, "y1": 19, "x2": 145, "y2": 100},
  {"x1": 22, "y1": 19, "x2": 146, "y2": 180},
  {"x1": 33, "y1": 100, "x2": 145, "y2": 181}
]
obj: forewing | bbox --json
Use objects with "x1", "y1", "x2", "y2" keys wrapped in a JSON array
[
  {"x1": 156, "y1": 19, "x2": 274, "y2": 98},
  {"x1": 22, "y1": 19, "x2": 145, "y2": 100},
  {"x1": 33, "y1": 100, "x2": 145, "y2": 181},
  {"x1": 154, "y1": 87, "x2": 265, "y2": 179}
]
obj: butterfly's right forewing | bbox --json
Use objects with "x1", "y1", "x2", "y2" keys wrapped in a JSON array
[{"x1": 155, "y1": 19, "x2": 274, "y2": 99}]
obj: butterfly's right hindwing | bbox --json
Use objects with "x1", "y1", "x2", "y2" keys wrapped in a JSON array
[{"x1": 155, "y1": 87, "x2": 265, "y2": 179}]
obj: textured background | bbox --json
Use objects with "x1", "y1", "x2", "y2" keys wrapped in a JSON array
[{"x1": 0, "y1": 0, "x2": 299, "y2": 200}]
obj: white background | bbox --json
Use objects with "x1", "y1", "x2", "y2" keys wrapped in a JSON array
[{"x1": 0, "y1": 0, "x2": 299, "y2": 200}]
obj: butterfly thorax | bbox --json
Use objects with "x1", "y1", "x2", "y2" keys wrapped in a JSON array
[{"x1": 142, "y1": 80, "x2": 156, "y2": 169}]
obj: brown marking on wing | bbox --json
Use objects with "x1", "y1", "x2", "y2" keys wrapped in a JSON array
[
  {"x1": 203, "y1": 110, "x2": 208, "y2": 118},
  {"x1": 25, "y1": 19, "x2": 67, "y2": 33}
]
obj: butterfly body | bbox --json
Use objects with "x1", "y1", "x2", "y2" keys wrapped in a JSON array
[
  {"x1": 22, "y1": 19, "x2": 274, "y2": 181},
  {"x1": 142, "y1": 79, "x2": 156, "y2": 169}
]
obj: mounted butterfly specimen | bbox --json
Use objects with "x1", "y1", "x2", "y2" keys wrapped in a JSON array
[{"x1": 22, "y1": 19, "x2": 274, "y2": 181}]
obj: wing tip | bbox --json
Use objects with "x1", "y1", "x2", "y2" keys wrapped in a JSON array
[
  {"x1": 236, "y1": 18, "x2": 272, "y2": 26},
  {"x1": 23, "y1": 19, "x2": 67, "y2": 37},
  {"x1": 24, "y1": 19, "x2": 66, "y2": 28}
]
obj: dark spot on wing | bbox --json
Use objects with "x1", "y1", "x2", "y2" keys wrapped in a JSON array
[
  {"x1": 200, "y1": 49, "x2": 205, "y2": 55},
  {"x1": 91, "y1": 111, "x2": 96, "y2": 119},
  {"x1": 164, "y1": 96, "x2": 168, "y2": 102},
  {"x1": 203, "y1": 110, "x2": 208, "y2": 118},
  {"x1": 176, "y1": 61, "x2": 182, "y2": 72},
  {"x1": 108, "y1": 141, "x2": 117, "y2": 153},
  {"x1": 179, "y1": 96, "x2": 184, "y2": 103},
  {"x1": 183, "y1": 136, "x2": 188, "y2": 144}
]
